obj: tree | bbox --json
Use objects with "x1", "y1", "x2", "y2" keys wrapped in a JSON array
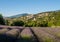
[
  {"x1": 0, "y1": 14, "x2": 5, "y2": 25},
  {"x1": 40, "y1": 21, "x2": 48, "y2": 27},
  {"x1": 25, "y1": 21, "x2": 36, "y2": 27},
  {"x1": 6, "y1": 20, "x2": 9, "y2": 25},
  {"x1": 11, "y1": 20, "x2": 24, "y2": 26}
]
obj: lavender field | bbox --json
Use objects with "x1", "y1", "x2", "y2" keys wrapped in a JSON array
[{"x1": 0, "y1": 26, "x2": 60, "y2": 42}]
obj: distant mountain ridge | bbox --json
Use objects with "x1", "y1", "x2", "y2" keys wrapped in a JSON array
[{"x1": 8, "y1": 13, "x2": 29, "y2": 18}]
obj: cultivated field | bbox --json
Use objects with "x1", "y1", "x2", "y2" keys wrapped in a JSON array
[{"x1": 0, "y1": 25, "x2": 60, "y2": 42}]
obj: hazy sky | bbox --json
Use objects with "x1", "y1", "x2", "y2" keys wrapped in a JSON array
[{"x1": 0, "y1": 0, "x2": 60, "y2": 17}]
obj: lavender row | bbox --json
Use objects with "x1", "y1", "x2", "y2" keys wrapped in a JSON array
[
  {"x1": 0, "y1": 28, "x2": 9, "y2": 34},
  {"x1": 5, "y1": 29, "x2": 20, "y2": 38},
  {"x1": 31, "y1": 27, "x2": 59, "y2": 42},
  {"x1": 0, "y1": 25, "x2": 24, "y2": 29},
  {"x1": 17, "y1": 28, "x2": 36, "y2": 42},
  {"x1": 41, "y1": 28, "x2": 60, "y2": 39}
]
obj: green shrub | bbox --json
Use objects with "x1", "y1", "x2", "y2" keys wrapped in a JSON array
[{"x1": 0, "y1": 14, "x2": 5, "y2": 25}]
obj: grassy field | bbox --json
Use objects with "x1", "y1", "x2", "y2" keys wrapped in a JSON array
[{"x1": 0, "y1": 26, "x2": 60, "y2": 42}]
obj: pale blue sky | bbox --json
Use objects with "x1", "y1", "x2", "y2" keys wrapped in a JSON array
[{"x1": 0, "y1": 0, "x2": 60, "y2": 17}]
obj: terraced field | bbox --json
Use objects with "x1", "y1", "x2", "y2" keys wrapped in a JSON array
[{"x1": 0, "y1": 26, "x2": 60, "y2": 42}]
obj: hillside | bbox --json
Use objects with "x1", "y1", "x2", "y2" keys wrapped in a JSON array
[
  {"x1": 6, "y1": 10, "x2": 60, "y2": 27},
  {"x1": 7, "y1": 13, "x2": 29, "y2": 18}
]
